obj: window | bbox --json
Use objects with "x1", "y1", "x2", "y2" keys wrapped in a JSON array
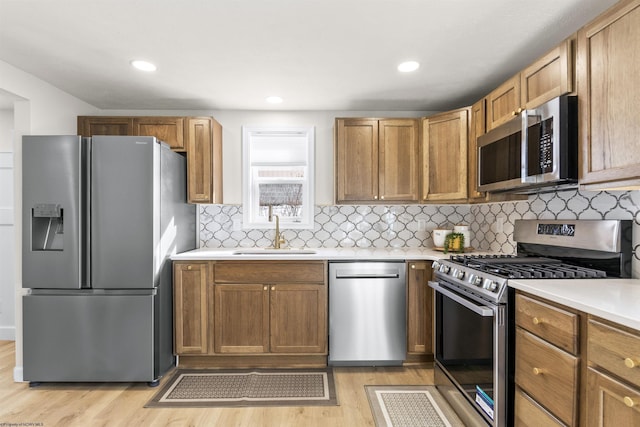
[{"x1": 242, "y1": 126, "x2": 315, "y2": 229}]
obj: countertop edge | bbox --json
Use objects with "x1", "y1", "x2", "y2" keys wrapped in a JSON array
[
  {"x1": 170, "y1": 248, "x2": 457, "y2": 261},
  {"x1": 508, "y1": 279, "x2": 640, "y2": 331}
]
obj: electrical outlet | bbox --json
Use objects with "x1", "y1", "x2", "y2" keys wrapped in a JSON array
[
  {"x1": 496, "y1": 215, "x2": 505, "y2": 233},
  {"x1": 417, "y1": 219, "x2": 427, "y2": 231},
  {"x1": 232, "y1": 218, "x2": 243, "y2": 231},
  {"x1": 0, "y1": 300, "x2": 3, "y2": 314}
]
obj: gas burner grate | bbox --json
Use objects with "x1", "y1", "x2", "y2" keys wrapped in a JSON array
[{"x1": 479, "y1": 262, "x2": 607, "y2": 279}]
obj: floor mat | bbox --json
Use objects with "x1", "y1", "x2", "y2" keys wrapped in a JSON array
[
  {"x1": 146, "y1": 368, "x2": 337, "y2": 408},
  {"x1": 365, "y1": 385, "x2": 465, "y2": 427}
]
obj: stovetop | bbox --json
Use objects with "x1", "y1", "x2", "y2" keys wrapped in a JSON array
[
  {"x1": 448, "y1": 254, "x2": 607, "y2": 279},
  {"x1": 433, "y1": 254, "x2": 609, "y2": 304}
]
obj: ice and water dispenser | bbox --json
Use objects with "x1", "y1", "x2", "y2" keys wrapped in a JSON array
[{"x1": 31, "y1": 203, "x2": 64, "y2": 251}]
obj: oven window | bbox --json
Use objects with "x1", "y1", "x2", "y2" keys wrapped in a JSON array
[{"x1": 436, "y1": 290, "x2": 494, "y2": 402}]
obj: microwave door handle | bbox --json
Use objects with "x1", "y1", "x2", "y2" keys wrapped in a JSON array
[{"x1": 521, "y1": 109, "x2": 537, "y2": 184}]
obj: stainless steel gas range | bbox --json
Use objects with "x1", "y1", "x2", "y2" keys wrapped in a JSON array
[{"x1": 429, "y1": 219, "x2": 632, "y2": 426}]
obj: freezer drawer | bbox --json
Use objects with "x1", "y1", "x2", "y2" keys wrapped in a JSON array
[{"x1": 23, "y1": 291, "x2": 162, "y2": 383}]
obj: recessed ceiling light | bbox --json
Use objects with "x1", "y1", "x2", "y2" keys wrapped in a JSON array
[
  {"x1": 397, "y1": 61, "x2": 420, "y2": 72},
  {"x1": 266, "y1": 96, "x2": 283, "y2": 104},
  {"x1": 130, "y1": 60, "x2": 157, "y2": 72}
]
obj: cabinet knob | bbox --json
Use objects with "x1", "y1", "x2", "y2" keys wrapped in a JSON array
[
  {"x1": 411, "y1": 264, "x2": 415, "y2": 269},
  {"x1": 271, "y1": 286, "x2": 275, "y2": 291},
  {"x1": 624, "y1": 396, "x2": 636, "y2": 408},
  {"x1": 263, "y1": 286, "x2": 267, "y2": 291},
  {"x1": 625, "y1": 357, "x2": 639, "y2": 368},
  {"x1": 187, "y1": 265, "x2": 192, "y2": 270},
  {"x1": 532, "y1": 317, "x2": 543, "y2": 325},
  {"x1": 532, "y1": 367, "x2": 543, "y2": 376},
  {"x1": 374, "y1": 195, "x2": 378, "y2": 200},
  {"x1": 380, "y1": 196, "x2": 385, "y2": 200}
]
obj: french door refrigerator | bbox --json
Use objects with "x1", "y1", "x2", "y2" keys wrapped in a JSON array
[{"x1": 22, "y1": 135, "x2": 196, "y2": 385}]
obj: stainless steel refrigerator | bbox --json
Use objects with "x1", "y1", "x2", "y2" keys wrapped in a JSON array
[{"x1": 22, "y1": 135, "x2": 196, "y2": 385}]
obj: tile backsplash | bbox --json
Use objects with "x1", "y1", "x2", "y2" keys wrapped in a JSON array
[{"x1": 199, "y1": 189, "x2": 640, "y2": 276}]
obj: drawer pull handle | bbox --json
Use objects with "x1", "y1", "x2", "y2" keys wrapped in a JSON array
[
  {"x1": 625, "y1": 358, "x2": 639, "y2": 368},
  {"x1": 532, "y1": 317, "x2": 544, "y2": 325},
  {"x1": 532, "y1": 367, "x2": 543, "y2": 375},
  {"x1": 624, "y1": 396, "x2": 635, "y2": 408}
]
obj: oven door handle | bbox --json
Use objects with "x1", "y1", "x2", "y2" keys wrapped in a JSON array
[{"x1": 428, "y1": 281, "x2": 495, "y2": 317}]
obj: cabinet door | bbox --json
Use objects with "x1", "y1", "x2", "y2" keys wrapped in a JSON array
[
  {"x1": 77, "y1": 116, "x2": 133, "y2": 137},
  {"x1": 133, "y1": 117, "x2": 185, "y2": 151},
  {"x1": 378, "y1": 119, "x2": 419, "y2": 202},
  {"x1": 174, "y1": 262, "x2": 209, "y2": 354},
  {"x1": 214, "y1": 284, "x2": 269, "y2": 353},
  {"x1": 335, "y1": 118, "x2": 379, "y2": 202},
  {"x1": 186, "y1": 117, "x2": 223, "y2": 204},
  {"x1": 521, "y1": 39, "x2": 574, "y2": 109},
  {"x1": 586, "y1": 368, "x2": 640, "y2": 427},
  {"x1": 468, "y1": 99, "x2": 487, "y2": 202},
  {"x1": 422, "y1": 109, "x2": 469, "y2": 202},
  {"x1": 486, "y1": 75, "x2": 521, "y2": 130},
  {"x1": 407, "y1": 262, "x2": 433, "y2": 355},
  {"x1": 270, "y1": 284, "x2": 327, "y2": 354},
  {"x1": 577, "y1": 0, "x2": 640, "y2": 188}
]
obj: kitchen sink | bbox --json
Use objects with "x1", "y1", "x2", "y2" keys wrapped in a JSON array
[{"x1": 232, "y1": 248, "x2": 317, "y2": 255}]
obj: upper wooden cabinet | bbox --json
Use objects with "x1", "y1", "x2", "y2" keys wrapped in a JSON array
[
  {"x1": 421, "y1": 108, "x2": 469, "y2": 202},
  {"x1": 521, "y1": 39, "x2": 574, "y2": 110},
  {"x1": 577, "y1": 0, "x2": 640, "y2": 189},
  {"x1": 78, "y1": 116, "x2": 133, "y2": 137},
  {"x1": 468, "y1": 98, "x2": 487, "y2": 202},
  {"x1": 78, "y1": 115, "x2": 223, "y2": 204},
  {"x1": 486, "y1": 38, "x2": 574, "y2": 131},
  {"x1": 335, "y1": 118, "x2": 419, "y2": 203},
  {"x1": 186, "y1": 117, "x2": 223, "y2": 204},
  {"x1": 486, "y1": 74, "x2": 522, "y2": 131},
  {"x1": 132, "y1": 117, "x2": 185, "y2": 151}
]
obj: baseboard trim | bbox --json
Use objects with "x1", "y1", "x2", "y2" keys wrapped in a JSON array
[
  {"x1": 0, "y1": 326, "x2": 15, "y2": 340},
  {"x1": 14, "y1": 366, "x2": 23, "y2": 382}
]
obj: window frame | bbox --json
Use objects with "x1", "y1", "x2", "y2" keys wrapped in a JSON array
[{"x1": 242, "y1": 125, "x2": 315, "y2": 229}]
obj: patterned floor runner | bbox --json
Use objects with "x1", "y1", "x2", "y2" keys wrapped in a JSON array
[
  {"x1": 146, "y1": 368, "x2": 337, "y2": 407},
  {"x1": 366, "y1": 385, "x2": 465, "y2": 427}
]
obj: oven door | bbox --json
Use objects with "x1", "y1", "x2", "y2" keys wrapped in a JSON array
[{"x1": 429, "y1": 279, "x2": 507, "y2": 426}]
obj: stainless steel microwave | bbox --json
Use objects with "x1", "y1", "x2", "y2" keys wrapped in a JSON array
[{"x1": 477, "y1": 95, "x2": 578, "y2": 193}]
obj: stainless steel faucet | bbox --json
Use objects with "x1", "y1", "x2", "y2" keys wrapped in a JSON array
[{"x1": 268, "y1": 205, "x2": 285, "y2": 249}]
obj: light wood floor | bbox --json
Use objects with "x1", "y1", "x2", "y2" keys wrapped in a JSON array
[{"x1": 0, "y1": 341, "x2": 435, "y2": 426}]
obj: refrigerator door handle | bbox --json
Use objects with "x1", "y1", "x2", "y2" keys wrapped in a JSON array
[{"x1": 82, "y1": 137, "x2": 91, "y2": 288}]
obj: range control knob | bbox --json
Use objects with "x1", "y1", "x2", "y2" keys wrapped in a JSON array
[
  {"x1": 432, "y1": 261, "x2": 441, "y2": 270},
  {"x1": 456, "y1": 270, "x2": 466, "y2": 280},
  {"x1": 473, "y1": 275, "x2": 483, "y2": 286},
  {"x1": 440, "y1": 265, "x2": 451, "y2": 274},
  {"x1": 483, "y1": 279, "x2": 499, "y2": 292}
]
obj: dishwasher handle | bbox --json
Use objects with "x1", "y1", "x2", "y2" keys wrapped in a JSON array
[
  {"x1": 335, "y1": 270, "x2": 400, "y2": 279},
  {"x1": 428, "y1": 281, "x2": 495, "y2": 317}
]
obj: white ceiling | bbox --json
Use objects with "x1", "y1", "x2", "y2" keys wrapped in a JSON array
[{"x1": 0, "y1": 0, "x2": 619, "y2": 112}]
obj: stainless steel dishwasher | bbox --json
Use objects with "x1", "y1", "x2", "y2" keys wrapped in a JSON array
[{"x1": 328, "y1": 261, "x2": 407, "y2": 366}]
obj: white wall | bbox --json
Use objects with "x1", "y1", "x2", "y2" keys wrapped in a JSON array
[
  {"x1": 106, "y1": 109, "x2": 436, "y2": 205},
  {"x1": 0, "y1": 108, "x2": 14, "y2": 338},
  {"x1": 0, "y1": 59, "x2": 99, "y2": 381}
]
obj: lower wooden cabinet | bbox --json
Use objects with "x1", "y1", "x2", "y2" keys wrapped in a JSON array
[
  {"x1": 173, "y1": 261, "x2": 209, "y2": 354},
  {"x1": 406, "y1": 261, "x2": 433, "y2": 362},
  {"x1": 586, "y1": 317, "x2": 640, "y2": 427},
  {"x1": 514, "y1": 291, "x2": 640, "y2": 425},
  {"x1": 174, "y1": 260, "x2": 327, "y2": 367}
]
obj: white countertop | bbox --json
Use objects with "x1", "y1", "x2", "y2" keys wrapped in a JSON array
[
  {"x1": 509, "y1": 279, "x2": 640, "y2": 331},
  {"x1": 171, "y1": 247, "x2": 453, "y2": 261}
]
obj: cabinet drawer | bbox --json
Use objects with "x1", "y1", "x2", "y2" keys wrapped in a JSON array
[
  {"x1": 516, "y1": 328, "x2": 578, "y2": 426},
  {"x1": 588, "y1": 318, "x2": 640, "y2": 389},
  {"x1": 516, "y1": 293, "x2": 579, "y2": 354},
  {"x1": 214, "y1": 261, "x2": 325, "y2": 283},
  {"x1": 514, "y1": 387, "x2": 565, "y2": 427}
]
